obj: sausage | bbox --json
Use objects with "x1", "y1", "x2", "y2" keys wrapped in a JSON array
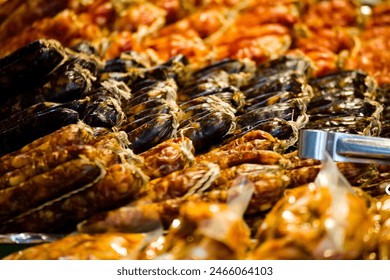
[
  {"x1": 126, "y1": 114, "x2": 176, "y2": 154},
  {"x1": 0, "y1": 145, "x2": 97, "y2": 190},
  {"x1": 140, "y1": 163, "x2": 220, "y2": 202},
  {"x1": 0, "y1": 39, "x2": 67, "y2": 91},
  {"x1": 140, "y1": 137, "x2": 194, "y2": 179},
  {"x1": 0, "y1": 163, "x2": 146, "y2": 233},
  {"x1": 0, "y1": 158, "x2": 102, "y2": 222},
  {"x1": 0, "y1": 123, "x2": 94, "y2": 175},
  {"x1": 0, "y1": 107, "x2": 80, "y2": 156}
]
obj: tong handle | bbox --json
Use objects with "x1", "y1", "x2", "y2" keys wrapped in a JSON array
[
  {"x1": 298, "y1": 129, "x2": 390, "y2": 164},
  {"x1": 338, "y1": 137, "x2": 390, "y2": 160}
]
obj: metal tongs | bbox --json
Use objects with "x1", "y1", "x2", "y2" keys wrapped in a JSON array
[{"x1": 298, "y1": 129, "x2": 390, "y2": 165}]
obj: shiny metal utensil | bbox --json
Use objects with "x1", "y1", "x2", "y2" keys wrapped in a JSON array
[
  {"x1": 0, "y1": 233, "x2": 64, "y2": 244},
  {"x1": 298, "y1": 129, "x2": 390, "y2": 165}
]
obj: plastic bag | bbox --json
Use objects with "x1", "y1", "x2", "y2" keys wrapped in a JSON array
[
  {"x1": 253, "y1": 152, "x2": 378, "y2": 259},
  {"x1": 3, "y1": 232, "x2": 152, "y2": 260},
  {"x1": 153, "y1": 175, "x2": 253, "y2": 260}
]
